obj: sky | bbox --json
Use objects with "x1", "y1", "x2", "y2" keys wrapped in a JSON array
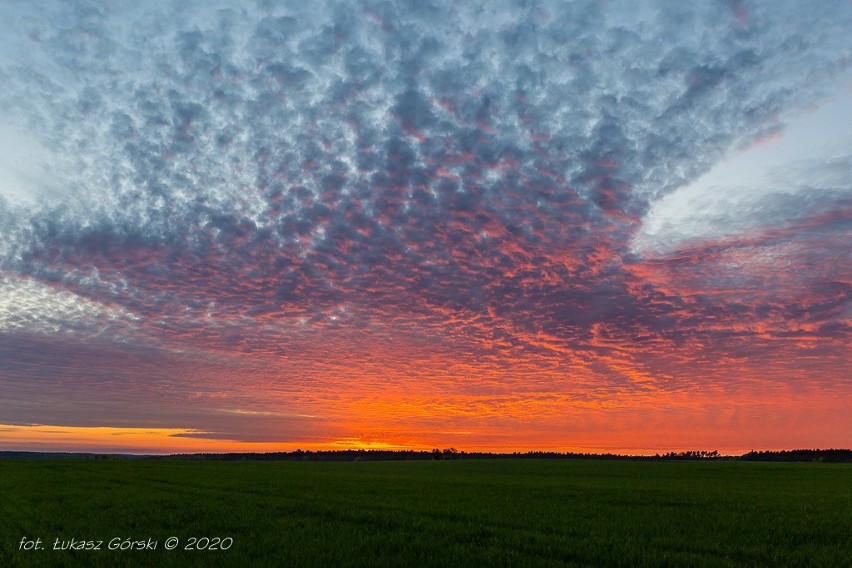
[{"x1": 0, "y1": 0, "x2": 849, "y2": 455}]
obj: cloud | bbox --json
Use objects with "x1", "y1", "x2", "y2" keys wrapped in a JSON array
[
  {"x1": 0, "y1": 273, "x2": 137, "y2": 336},
  {"x1": 636, "y1": 86, "x2": 852, "y2": 255}
]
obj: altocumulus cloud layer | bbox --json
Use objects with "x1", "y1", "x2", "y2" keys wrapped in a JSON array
[{"x1": 0, "y1": 0, "x2": 849, "y2": 451}]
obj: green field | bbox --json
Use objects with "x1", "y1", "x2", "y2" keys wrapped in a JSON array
[{"x1": 1, "y1": 459, "x2": 849, "y2": 567}]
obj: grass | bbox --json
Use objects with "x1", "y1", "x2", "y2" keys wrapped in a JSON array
[{"x1": 0, "y1": 459, "x2": 849, "y2": 567}]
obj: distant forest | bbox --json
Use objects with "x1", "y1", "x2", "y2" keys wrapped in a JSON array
[{"x1": 3, "y1": 448, "x2": 850, "y2": 462}]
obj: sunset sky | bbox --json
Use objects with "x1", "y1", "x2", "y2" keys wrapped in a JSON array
[{"x1": 0, "y1": 0, "x2": 849, "y2": 454}]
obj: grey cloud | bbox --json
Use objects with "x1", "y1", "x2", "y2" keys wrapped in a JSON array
[{"x1": 0, "y1": 0, "x2": 849, "y2": 354}]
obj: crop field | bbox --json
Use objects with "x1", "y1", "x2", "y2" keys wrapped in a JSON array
[{"x1": 0, "y1": 459, "x2": 849, "y2": 567}]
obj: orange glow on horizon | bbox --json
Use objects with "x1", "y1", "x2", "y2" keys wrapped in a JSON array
[{"x1": 3, "y1": 313, "x2": 848, "y2": 457}]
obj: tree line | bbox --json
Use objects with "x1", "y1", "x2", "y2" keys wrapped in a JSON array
[{"x1": 3, "y1": 448, "x2": 849, "y2": 462}]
